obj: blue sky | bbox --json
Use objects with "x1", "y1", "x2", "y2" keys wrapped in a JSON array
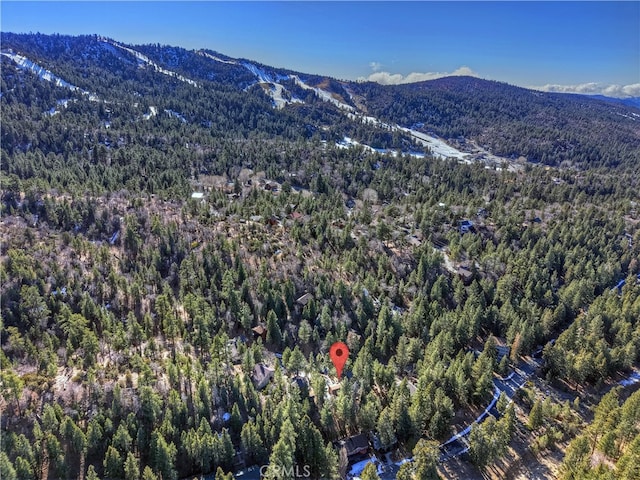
[{"x1": 2, "y1": 2, "x2": 639, "y2": 96}]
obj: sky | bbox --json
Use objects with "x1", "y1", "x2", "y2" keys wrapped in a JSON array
[{"x1": 1, "y1": 1, "x2": 639, "y2": 97}]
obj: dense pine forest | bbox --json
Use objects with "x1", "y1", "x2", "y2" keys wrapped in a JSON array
[{"x1": 1, "y1": 33, "x2": 639, "y2": 480}]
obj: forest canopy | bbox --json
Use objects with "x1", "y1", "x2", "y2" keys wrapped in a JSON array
[{"x1": 1, "y1": 32, "x2": 639, "y2": 480}]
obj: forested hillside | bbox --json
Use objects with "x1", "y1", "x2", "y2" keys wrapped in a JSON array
[
  {"x1": 349, "y1": 77, "x2": 640, "y2": 170},
  {"x1": 1, "y1": 32, "x2": 639, "y2": 480}
]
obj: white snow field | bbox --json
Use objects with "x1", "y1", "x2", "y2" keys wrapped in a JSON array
[{"x1": 105, "y1": 40, "x2": 199, "y2": 87}]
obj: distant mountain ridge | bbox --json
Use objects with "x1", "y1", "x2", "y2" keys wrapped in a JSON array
[
  {"x1": 587, "y1": 94, "x2": 640, "y2": 110},
  {"x1": 349, "y1": 76, "x2": 640, "y2": 168},
  {"x1": 2, "y1": 31, "x2": 639, "y2": 170}
]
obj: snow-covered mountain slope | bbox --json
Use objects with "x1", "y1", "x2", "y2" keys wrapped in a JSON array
[
  {"x1": 104, "y1": 39, "x2": 199, "y2": 87},
  {"x1": 195, "y1": 47, "x2": 618, "y2": 166},
  {"x1": 233, "y1": 60, "x2": 300, "y2": 108},
  {"x1": 241, "y1": 60, "x2": 471, "y2": 158},
  {"x1": 398, "y1": 127, "x2": 471, "y2": 162},
  {"x1": 197, "y1": 47, "x2": 358, "y2": 112},
  {"x1": 198, "y1": 52, "x2": 303, "y2": 109},
  {"x1": 0, "y1": 34, "x2": 546, "y2": 165},
  {"x1": 197, "y1": 50, "x2": 238, "y2": 65},
  {"x1": 1, "y1": 51, "x2": 80, "y2": 90},
  {"x1": 1, "y1": 51, "x2": 100, "y2": 101},
  {"x1": 196, "y1": 47, "x2": 476, "y2": 159},
  {"x1": 242, "y1": 61, "x2": 280, "y2": 84},
  {"x1": 291, "y1": 76, "x2": 355, "y2": 112},
  {"x1": 335, "y1": 115, "x2": 472, "y2": 161},
  {"x1": 261, "y1": 83, "x2": 304, "y2": 109}
]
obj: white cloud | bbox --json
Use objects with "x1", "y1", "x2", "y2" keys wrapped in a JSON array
[
  {"x1": 359, "y1": 66, "x2": 478, "y2": 85},
  {"x1": 529, "y1": 82, "x2": 640, "y2": 99},
  {"x1": 369, "y1": 61, "x2": 383, "y2": 72}
]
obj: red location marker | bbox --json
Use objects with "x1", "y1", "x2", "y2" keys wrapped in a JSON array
[{"x1": 329, "y1": 342, "x2": 349, "y2": 379}]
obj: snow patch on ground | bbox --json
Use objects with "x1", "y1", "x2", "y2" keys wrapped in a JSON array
[
  {"x1": 336, "y1": 136, "x2": 378, "y2": 154},
  {"x1": 143, "y1": 106, "x2": 158, "y2": 120},
  {"x1": 619, "y1": 370, "x2": 640, "y2": 386},
  {"x1": 105, "y1": 40, "x2": 199, "y2": 87},
  {"x1": 292, "y1": 75, "x2": 355, "y2": 112},
  {"x1": 336, "y1": 136, "x2": 426, "y2": 159},
  {"x1": 347, "y1": 112, "x2": 393, "y2": 129},
  {"x1": 398, "y1": 127, "x2": 472, "y2": 162},
  {"x1": 347, "y1": 457, "x2": 383, "y2": 479},
  {"x1": 164, "y1": 109, "x2": 187, "y2": 123},
  {"x1": 198, "y1": 51, "x2": 238, "y2": 65},
  {"x1": 617, "y1": 112, "x2": 640, "y2": 121},
  {"x1": 266, "y1": 83, "x2": 303, "y2": 109},
  {"x1": 242, "y1": 62, "x2": 277, "y2": 84},
  {"x1": 45, "y1": 98, "x2": 73, "y2": 116}
]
